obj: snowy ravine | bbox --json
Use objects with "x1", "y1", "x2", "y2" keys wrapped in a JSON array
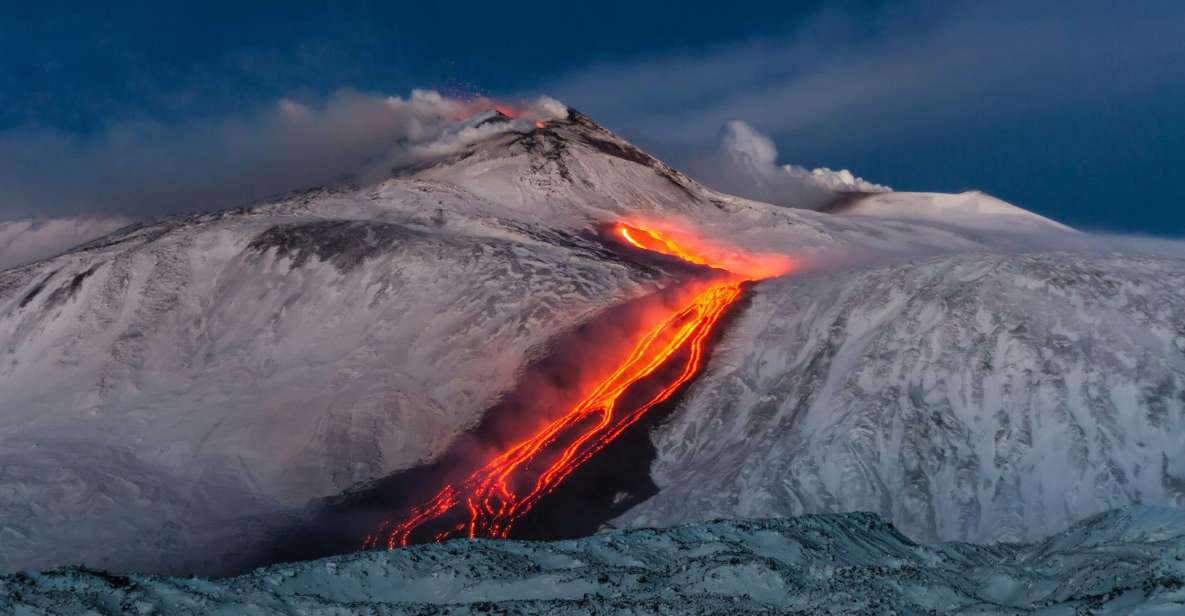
[
  {"x1": 4, "y1": 507, "x2": 1184, "y2": 614},
  {"x1": 625, "y1": 251, "x2": 1185, "y2": 544}
]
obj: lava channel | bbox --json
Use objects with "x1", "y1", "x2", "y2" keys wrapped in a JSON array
[{"x1": 364, "y1": 222, "x2": 785, "y2": 549}]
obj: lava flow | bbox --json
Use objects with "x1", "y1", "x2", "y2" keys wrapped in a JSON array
[{"x1": 364, "y1": 222, "x2": 785, "y2": 549}]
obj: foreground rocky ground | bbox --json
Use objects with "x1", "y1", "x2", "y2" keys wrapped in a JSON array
[{"x1": 4, "y1": 506, "x2": 1184, "y2": 615}]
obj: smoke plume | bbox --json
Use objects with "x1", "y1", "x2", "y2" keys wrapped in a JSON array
[
  {"x1": 682, "y1": 120, "x2": 887, "y2": 210},
  {"x1": 0, "y1": 91, "x2": 566, "y2": 221}
]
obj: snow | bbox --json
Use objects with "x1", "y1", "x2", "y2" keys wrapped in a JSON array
[
  {"x1": 0, "y1": 217, "x2": 134, "y2": 270},
  {"x1": 1, "y1": 105, "x2": 1176, "y2": 584},
  {"x1": 0, "y1": 198, "x2": 666, "y2": 575},
  {"x1": 3, "y1": 507, "x2": 1183, "y2": 614},
  {"x1": 624, "y1": 251, "x2": 1185, "y2": 544},
  {"x1": 824, "y1": 190, "x2": 1073, "y2": 234}
]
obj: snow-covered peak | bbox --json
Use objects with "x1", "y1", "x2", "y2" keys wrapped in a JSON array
[{"x1": 394, "y1": 106, "x2": 736, "y2": 225}]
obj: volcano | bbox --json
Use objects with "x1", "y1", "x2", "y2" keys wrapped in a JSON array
[{"x1": 2, "y1": 105, "x2": 1184, "y2": 580}]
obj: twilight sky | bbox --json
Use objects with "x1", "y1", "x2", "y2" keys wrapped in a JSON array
[{"x1": 2, "y1": 1, "x2": 1183, "y2": 234}]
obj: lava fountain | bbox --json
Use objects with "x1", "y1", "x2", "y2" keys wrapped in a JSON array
[{"x1": 364, "y1": 222, "x2": 789, "y2": 549}]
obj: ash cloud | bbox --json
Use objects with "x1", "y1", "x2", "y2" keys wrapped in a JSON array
[
  {"x1": 0, "y1": 91, "x2": 566, "y2": 221},
  {"x1": 682, "y1": 120, "x2": 887, "y2": 210}
]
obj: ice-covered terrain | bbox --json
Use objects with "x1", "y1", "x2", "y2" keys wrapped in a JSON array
[
  {"x1": 4, "y1": 507, "x2": 1184, "y2": 614},
  {"x1": 623, "y1": 251, "x2": 1185, "y2": 545},
  {"x1": 3, "y1": 101, "x2": 1183, "y2": 581}
]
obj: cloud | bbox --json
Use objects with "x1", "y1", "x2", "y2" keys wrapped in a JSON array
[
  {"x1": 530, "y1": 0, "x2": 1185, "y2": 170},
  {"x1": 0, "y1": 91, "x2": 566, "y2": 220},
  {"x1": 682, "y1": 120, "x2": 886, "y2": 209}
]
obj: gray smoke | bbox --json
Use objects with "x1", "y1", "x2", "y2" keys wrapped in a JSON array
[{"x1": 0, "y1": 91, "x2": 565, "y2": 221}]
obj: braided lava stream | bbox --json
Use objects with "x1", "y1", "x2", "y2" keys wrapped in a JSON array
[{"x1": 364, "y1": 221, "x2": 788, "y2": 549}]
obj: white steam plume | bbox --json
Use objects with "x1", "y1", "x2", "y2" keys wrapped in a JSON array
[{"x1": 685, "y1": 120, "x2": 886, "y2": 210}]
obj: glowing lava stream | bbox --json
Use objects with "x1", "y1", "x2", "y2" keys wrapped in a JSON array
[{"x1": 365, "y1": 222, "x2": 783, "y2": 549}]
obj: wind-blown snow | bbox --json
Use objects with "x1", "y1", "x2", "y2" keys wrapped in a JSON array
[
  {"x1": 0, "y1": 217, "x2": 134, "y2": 270},
  {"x1": 4, "y1": 507, "x2": 1183, "y2": 614}
]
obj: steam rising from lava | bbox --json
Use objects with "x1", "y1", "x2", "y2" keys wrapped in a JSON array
[{"x1": 364, "y1": 221, "x2": 791, "y2": 549}]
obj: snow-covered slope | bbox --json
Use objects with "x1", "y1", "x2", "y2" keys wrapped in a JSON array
[
  {"x1": 3, "y1": 103, "x2": 1169, "y2": 581},
  {"x1": 624, "y1": 251, "x2": 1185, "y2": 544},
  {"x1": 5, "y1": 507, "x2": 1184, "y2": 614},
  {"x1": 0, "y1": 108, "x2": 897, "y2": 575},
  {"x1": 0, "y1": 216, "x2": 134, "y2": 270},
  {"x1": 823, "y1": 190, "x2": 1073, "y2": 234},
  {"x1": 0, "y1": 185, "x2": 671, "y2": 575}
]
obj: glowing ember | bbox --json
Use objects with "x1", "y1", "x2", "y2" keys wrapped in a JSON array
[{"x1": 364, "y1": 222, "x2": 782, "y2": 549}]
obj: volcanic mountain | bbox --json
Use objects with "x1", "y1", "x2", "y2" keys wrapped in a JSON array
[{"x1": 1, "y1": 104, "x2": 1183, "y2": 578}]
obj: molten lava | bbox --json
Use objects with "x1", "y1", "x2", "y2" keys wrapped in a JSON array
[
  {"x1": 617, "y1": 224, "x2": 711, "y2": 268},
  {"x1": 365, "y1": 222, "x2": 781, "y2": 549},
  {"x1": 493, "y1": 104, "x2": 520, "y2": 118}
]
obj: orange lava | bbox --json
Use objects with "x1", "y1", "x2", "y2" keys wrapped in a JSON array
[
  {"x1": 493, "y1": 104, "x2": 520, "y2": 118},
  {"x1": 365, "y1": 222, "x2": 777, "y2": 549},
  {"x1": 617, "y1": 224, "x2": 711, "y2": 268}
]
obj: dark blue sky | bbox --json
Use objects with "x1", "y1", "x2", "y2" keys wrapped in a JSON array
[
  {"x1": 1, "y1": 2, "x2": 816, "y2": 130},
  {"x1": 3, "y1": 1, "x2": 1183, "y2": 234}
]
